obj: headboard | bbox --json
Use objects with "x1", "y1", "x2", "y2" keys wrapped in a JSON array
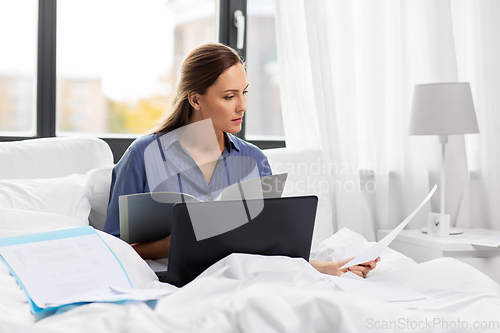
[{"x1": 0, "y1": 136, "x2": 113, "y2": 179}]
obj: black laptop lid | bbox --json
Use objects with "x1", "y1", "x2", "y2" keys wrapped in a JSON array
[{"x1": 165, "y1": 195, "x2": 318, "y2": 287}]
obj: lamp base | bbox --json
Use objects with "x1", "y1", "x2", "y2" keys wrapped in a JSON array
[{"x1": 425, "y1": 212, "x2": 450, "y2": 237}]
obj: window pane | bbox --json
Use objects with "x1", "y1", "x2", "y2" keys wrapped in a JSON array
[
  {"x1": 245, "y1": 0, "x2": 284, "y2": 140},
  {"x1": 0, "y1": 0, "x2": 37, "y2": 136},
  {"x1": 169, "y1": 0, "x2": 216, "y2": 96},
  {"x1": 56, "y1": 0, "x2": 215, "y2": 136}
]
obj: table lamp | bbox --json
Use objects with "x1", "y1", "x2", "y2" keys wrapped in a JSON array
[{"x1": 409, "y1": 82, "x2": 479, "y2": 237}]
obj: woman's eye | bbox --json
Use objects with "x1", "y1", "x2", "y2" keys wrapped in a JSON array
[
  {"x1": 243, "y1": 90, "x2": 248, "y2": 96},
  {"x1": 225, "y1": 96, "x2": 234, "y2": 100}
]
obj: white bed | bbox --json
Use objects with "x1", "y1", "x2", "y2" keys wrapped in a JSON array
[{"x1": 1, "y1": 137, "x2": 499, "y2": 332}]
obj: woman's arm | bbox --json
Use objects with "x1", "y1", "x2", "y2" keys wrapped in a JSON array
[
  {"x1": 132, "y1": 236, "x2": 171, "y2": 260},
  {"x1": 104, "y1": 142, "x2": 149, "y2": 237}
]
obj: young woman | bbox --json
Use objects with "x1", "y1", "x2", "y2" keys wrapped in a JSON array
[{"x1": 103, "y1": 43, "x2": 378, "y2": 278}]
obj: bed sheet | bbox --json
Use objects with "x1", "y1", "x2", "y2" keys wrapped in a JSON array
[{"x1": 1, "y1": 213, "x2": 499, "y2": 333}]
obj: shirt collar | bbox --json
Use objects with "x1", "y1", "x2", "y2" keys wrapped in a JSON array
[
  {"x1": 225, "y1": 133, "x2": 241, "y2": 152},
  {"x1": 158, "y1": 130, "x2": 241, "y2": 153},
  {"x1": 157, "y1": 130, "x2": 180, "y2": 151}
]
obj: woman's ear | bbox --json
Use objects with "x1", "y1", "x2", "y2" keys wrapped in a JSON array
[{"x1": 188, "y1": 92, "x2": 201, "y2": 110}]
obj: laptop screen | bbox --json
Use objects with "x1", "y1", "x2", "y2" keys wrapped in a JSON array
[{"x1": 165, "y1": 195, "x2": 318, "y2": 287}]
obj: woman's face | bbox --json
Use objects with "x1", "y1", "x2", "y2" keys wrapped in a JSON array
[{"x1": 191, "y1": 63, "x2": 248, "y2": 134}]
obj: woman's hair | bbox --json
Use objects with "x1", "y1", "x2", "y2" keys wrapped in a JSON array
[{"x1": 151, "y1": 43, "x2": 243, "y2": 134}]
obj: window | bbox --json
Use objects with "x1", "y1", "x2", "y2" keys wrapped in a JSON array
[
  {"x1": 1, "y1": 0, "x2": 284, "y2": 160},
  {"x1": 0, "y1": 0, "x2": 38, "y2": 136},
  {"x1": 245, "y1": 0, "x2": 284, "y2": 140},
  {"x1": 56, "y1": 0, "x2": 215, "y2": 136}
]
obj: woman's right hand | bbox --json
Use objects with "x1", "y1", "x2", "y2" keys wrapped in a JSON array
[
  {"x1": 131, "y1": 236, "x2": 171, "y2": 259},
  {"x1": 309, "y1": 257, "x2": 380, "y2": 278}
]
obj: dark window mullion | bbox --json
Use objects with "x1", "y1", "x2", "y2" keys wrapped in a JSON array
[
  {"x1": 218, "y1": 0, "x2": 247, "y2": 140},
  {"x1": 218, "y1": 0, "x2": 247, "y2": 58},
  {"x1": 37, "y1": 0, "x2": 57, "y2": 138},
  {"x1": 251, "y1": 140, "x2": 286, "y2": 150}
]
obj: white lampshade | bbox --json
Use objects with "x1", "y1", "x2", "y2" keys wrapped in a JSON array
[{"x1": 409, "y1": 82, "x2": 479, "y2": 135}]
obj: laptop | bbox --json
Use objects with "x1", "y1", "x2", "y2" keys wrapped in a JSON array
[
  {"x1": 119, "y1": 173, "x2": 288, "y2": 244},
  {"x1": 164, "y1": 195, "x2": 318, "y2": 287}
]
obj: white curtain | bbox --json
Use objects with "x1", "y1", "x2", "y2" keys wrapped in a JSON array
[{"x1": 275, "y1": 0, "x2": 500, "y2": 240}]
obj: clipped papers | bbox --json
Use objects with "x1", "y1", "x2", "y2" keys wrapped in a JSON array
[{"x1": 0, "y1": 227, "x2": 131, "y2": 315}]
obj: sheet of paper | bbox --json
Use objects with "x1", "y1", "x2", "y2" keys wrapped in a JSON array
[
  {"x1": 146, "y1": 258, "x2": 169, "y2": 272},
  {"x1": 325, "y1": 275, "x2": 427, "y2": 302},
  {"x1": 435, "y1": 235, "x2": 500, "y2": 247},
  {"x1": 341, "y1": 184, "x2": 437, "y2": 269},
  {"x1": 0, "y1": 233, "x2": 131, "y2": 309},
  {"x1": 340, "y1": 271, "x2": 365, "y2": 280}
]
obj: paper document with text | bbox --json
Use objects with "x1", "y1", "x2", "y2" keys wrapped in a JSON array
[{"x1": 0, "y1": 227, "x2": 131, "y2": 312}]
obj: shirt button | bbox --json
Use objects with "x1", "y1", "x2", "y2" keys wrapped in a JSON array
[{"x1": 208, "y1": 195, "x2": 212, "y2": 201}]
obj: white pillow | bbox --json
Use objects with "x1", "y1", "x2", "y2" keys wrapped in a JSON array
[
  {"x1": 0, "y1": 208, "x2": 88, "y2": 238},
  {"x1": 265, "y1": 148, "x2": 334, "y2": 249},
  {"x1": 0, "y1": 173, "x2": 94, "y2": 222},
  {"x1": 87, "y1": 166, "x2": 113, "y2": 230}
]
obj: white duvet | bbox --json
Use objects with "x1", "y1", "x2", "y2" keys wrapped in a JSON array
[{"x1": 1, "y1": 209, "x2": 500, "y2": 333}]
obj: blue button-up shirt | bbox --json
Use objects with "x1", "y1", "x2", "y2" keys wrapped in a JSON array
[{"x1": 103, "y1": 131, "x2": 272, "y2": 237}]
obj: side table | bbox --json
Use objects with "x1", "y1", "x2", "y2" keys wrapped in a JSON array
[{"x1": 377, "y1": 228, "x2": 500, "y2": 283}]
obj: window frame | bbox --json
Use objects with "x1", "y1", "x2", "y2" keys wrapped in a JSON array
[{"x1": 0, "y1": 0, "x2": 285, "y2": 163}]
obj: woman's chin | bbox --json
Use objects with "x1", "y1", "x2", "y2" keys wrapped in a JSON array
[{"x1": 226, "y1": 124, "x2": 242, "y2": 134}]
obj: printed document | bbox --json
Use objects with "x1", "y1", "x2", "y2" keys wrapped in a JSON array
[{"x1": 0, "y1": 230, "x2": 131, "y2": 309}]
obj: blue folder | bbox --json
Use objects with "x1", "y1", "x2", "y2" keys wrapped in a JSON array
[{"x1": 0, "y1": 227, "x2": 132, "y2": 320}]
